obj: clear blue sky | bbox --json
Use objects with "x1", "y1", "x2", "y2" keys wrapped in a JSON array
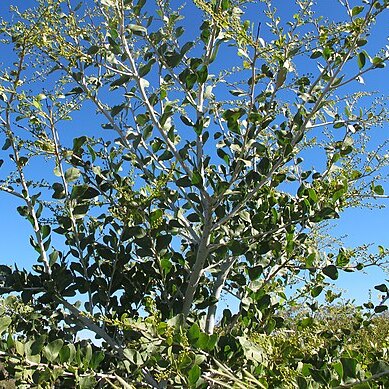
[{"x1": 0, "y1": 0, "x2": 388, "y2": 307}]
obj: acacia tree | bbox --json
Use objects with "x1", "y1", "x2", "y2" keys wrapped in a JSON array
[{"x1": 0, "y1": 0, "x2": 388, "y2": 387}]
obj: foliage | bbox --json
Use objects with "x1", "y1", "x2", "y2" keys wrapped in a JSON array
[
  {"x1": 0, "y1": 296, "x2": 388, "y2": 388},
  {"x1": 0, "y1": 0, "x2": 388, "y2": 387},
  {"x1": 210, "y1": 304, "x2": 389, "y2": 388}
]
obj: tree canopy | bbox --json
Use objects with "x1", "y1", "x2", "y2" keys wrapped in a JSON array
[{"x1": 0, "y1": 0, "x2": 388, "y2": 387}]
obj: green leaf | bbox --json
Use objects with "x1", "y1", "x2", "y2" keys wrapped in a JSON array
[
  {"x1": 78, "y1": 375, "x2": 97, "y2": 389},
  {"x1": 59, "y1": 345, "x2": 71, "y2": 363},
  {"x1": 30, "y1": 335, "x2": 46, "y2": 355},
  {"x1": 150, "y1": 209, "x2": 163, "y2": 225},
  {"x1": 175, "y1": 26, "x2": 184, "y2": 38},
  {"x1": 124, "y1": 348, "x2": 144, "y2": 366},
  {"x1": 248, "y1": 265, "x2": 263, "y2": 281},
  {"x1": 41, "y1": 225, "x2": 51, "y2": 240},
  {"x1": 2, "y1": 138, "x2": 11, "y2": 150},
  {"x1": 221, "y1": 0, "x2": 231, "y2": 11},
  {"x1": 136, "y1": 113, "x2": 149, "y2": 125},
  {"x1": 188, "y1": 323, "x2": 200, "y2": 344},
  {"x1": 82, "y1": 186, "x2": 99, "y2": 199},
  {"x1": 311, "y1": 286, "x2": 323, "y2": 298},
  {"x1": 264, "y1": 318, "x2": 276, "y2": 335},
  {"x1": 156, "y1": 234, "x2": 172, "y2": 251},
  {"x1": 167, "y1": 314, "x2": 184, "y2": 329},
  {"x1": 107, "y1": 36, "x2": 120, "y2": 54},
  {"x1": 310, "y1": 367, "x2": 331, "y2": 385},
  {"x1": 72, "y1": 72, "x2": 82, "y2": 81},
  {"x1": 357, "y1": 52, "x2": 366, "y2": 69},
  {"x1": 82, "y1": 343, "x2": 92, "y2": 368},
  {"x1": 276, "y1": 67, "x2": 288, "y2": 88},
  {"x1": 32, "y1": 99, "x2": 42, "y2": 110},
  {"x1": 165, "y1": 51, "x2": 182, "y2": 67},
  {"x1": 65, "y1": 86, "x2": 84, "y2": 96},
  {"x1": 372, "y1": 56, "x2": 385, "y2": 68},
  {"x1": 374, "y1": 305, "x2": 387, "y2": 313},
  {"x1": 356, "y1": 39, "x2": 367, "y2": 47},
  {"x1": 143, "y1": 124, "x2": 153, "y2": 139},
  {"x1": 65, "y1": 167, "x2": 81, "y2": 182},
  {"x1": 352, "y1": 6, "x2": 364, "y2": 16},
  {"x1": 299, "y1": 317, "x2": 314, "y2": 328},
  {"x1": 333, "y1": 188, "x2": 346, "y2": 202},
  {"x1": 180, "y1": 115, "x2": 194, "y2": 126},
  {"x1": 297, "y1": 376, "x2": 308, "y2": 389},
  {"x1": 195, "y1": 333, "x2": 210, "y2": 350},
  {"x1": 178, "y1": 352, "x2": 194, "y2": 369},
  {"x1": 373, "y1": 185, "x2": 384, "y2": 195},
  {"x1": 111, "y1": 104, "x2": 125, "y2": 117},
  {"x1": 15, "y1": 340, "x2": 24, "y2": 356},
  {"x1": 374, "y1": 283, "x2": 388, "y2": 293},
  {"x1": 208, "y1": 334, "x2": 219, "y2": 352},
  {"x1": 341, "y1": 357, "x2": 357, "y2": 379},
  {"x1": 238, "y1": 336, "x2": 265, "y2": 363},
  {"x1": 336, "y1": 249, "x2": 350, "y2": 267},
  {"x1": 185, "y1": 73, "x2": 197, "y2": 89},
  {"x1": 90, "y1": 351, "x2": 105, "y2": 370},
  {"x1": 0, "y1": 316, "x2": 12, "y2": 335},
  {"x1": 52, "y1": 183, "x2": 65, "y2": 199},
  {"x1": 258, "y1": 157, "x2": 270, "y2": 174},
  {"x1": 322, "y1": 265, "x2": 338, "y2": 280},
  {"x1": 73, "y1": 136, "x2": 87, "y2": 151},
  {"x1": 43, "y1": 339, "x2": 64, "y2": 362},
  {"x1": 160, "y1": 258, "x2": 172, "y2": 274},
  {"x1": 308, "y1": 188, "x2": 318, "y2": 202},
  {"x1": 310, "y1": 50, "x2": 322, "y2": 59},
  {"x1": 159, "y1": 150, "x2": 173, "y2": 161},
  {"x1": 134, "y1": 0, "x2": 146, "y2": 16},
  {"x1": 176, "y1": 176, "x2": 192, "y2": 187},
  {"x1": 191, "y1": 170, "x2": 202, "y2": 187},
  {"x1": 194, "y1": 116, "x2": 207, "y2": 135},
  {"x1": 333, "y1": 361, "x2": 343, "y2": 380},
  {"x1": 181, "y1": 41, "x2": 194, "y2": 55},
  {"x1": 87, "y1": 45, "x2": 99, "y2": 55},
  {"x1": 128, "y1": 24, "x2": 147, "y2": 35},
  {"x1": 370, "y1": 360, "x2": 389, "y2": 375},
  {"x1": 110, "y1": 75, "x2": 131, "y2": 88},
  {"x1": 188, "y1": 365, "x2": 201, "y2": 385},
  {"x1": 139, "y1": 59, "x2": 155, "y2": 77},
  {"x1": 323, "y1": 47, "x2": 332, "y2": 60},
  {"x1": 197, "y1": 65, "x2": 208, "y2": 84}
]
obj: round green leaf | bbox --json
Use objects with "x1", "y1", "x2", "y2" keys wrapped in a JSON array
[
  {"x1": 322, "y1": 265, "x2": 338, "y2": 280},
  {"x1": 65, "y1": 167, "x2": 81, "y2": 183}
]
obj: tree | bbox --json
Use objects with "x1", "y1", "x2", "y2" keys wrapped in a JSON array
[{"x1": 0, "y1": 0, "x2": 388, "y2": 387}]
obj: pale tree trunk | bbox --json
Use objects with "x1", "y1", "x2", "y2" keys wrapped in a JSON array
[
  {"x1": 205, "y1": 258, "x2": 236, "y2": 334},
  {"x1": 182, "y1": 202, "x2": 212, "y2": 318}
]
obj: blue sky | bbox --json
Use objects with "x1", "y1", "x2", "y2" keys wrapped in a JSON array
[{"x1": 0, "y1": 0, "x2": 388, "y2": 307}]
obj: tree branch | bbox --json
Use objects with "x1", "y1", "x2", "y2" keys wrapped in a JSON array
[{"x1": 117, "y1": 2, "x2": 193, "y2": 179}]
